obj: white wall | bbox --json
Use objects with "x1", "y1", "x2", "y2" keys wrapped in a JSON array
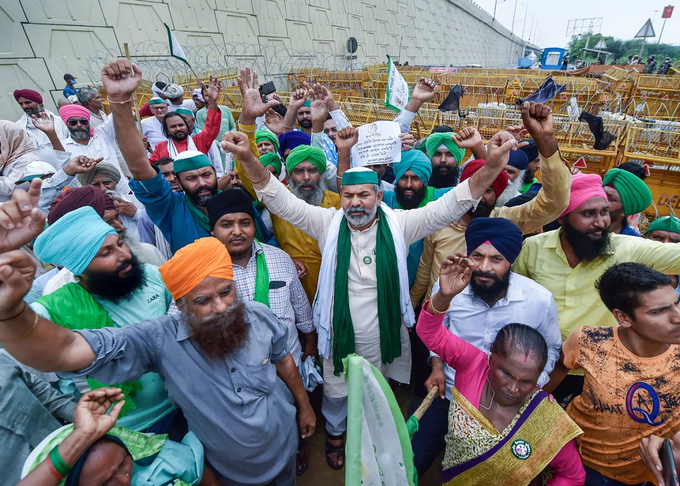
[{"x1": 0, "y1": 0, "x2": 531, "y2": 121}]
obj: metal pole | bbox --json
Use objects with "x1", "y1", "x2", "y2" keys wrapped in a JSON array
[
  {"x1": 522, "y1": 5, "x2": 528, "y2": 40},
  {"x1": 658, "y1": 18, "x2": 668, "y2": 43},
  {"x1": 639, "y1": 37, "x2": 646, "y2": 57},
  {"x1": 511, "y1": 0, "x2": 518, "y2": 35},
  {"x1": 493, "y1": 0, "x2": 498, "y2": 21}
]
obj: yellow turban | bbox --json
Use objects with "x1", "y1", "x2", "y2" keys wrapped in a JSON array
[{"x1": 159, "y1": 237, "x2": 233, "y2": 300}]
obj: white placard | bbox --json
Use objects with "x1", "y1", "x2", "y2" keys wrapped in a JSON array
[{"x1": 350, "y1": 121, "x2": 402, "y2": 167}]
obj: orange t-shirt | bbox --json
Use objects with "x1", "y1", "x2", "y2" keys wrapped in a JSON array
[{"x1": 563, "y1": 326, "x2": 680, "y2": 484}]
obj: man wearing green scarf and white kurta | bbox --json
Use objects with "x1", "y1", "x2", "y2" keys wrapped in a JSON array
[{"x1": 221, "y1": 112, "x2": 519, "y2": 469}]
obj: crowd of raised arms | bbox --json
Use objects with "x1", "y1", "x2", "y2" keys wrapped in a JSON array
[{"x1": 0, "y1": 58, "x2": 679, "y2": 486}]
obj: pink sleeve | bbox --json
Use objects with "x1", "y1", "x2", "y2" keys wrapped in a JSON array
[
  {"x1": 416, "y1": 302, "x2": 486, "y2": 371},
  {"x1": 547, "y1": 439, "x2": 586, "y2": 486}
]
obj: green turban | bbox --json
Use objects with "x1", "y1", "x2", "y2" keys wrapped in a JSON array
[
  {"x1": 393, "y1": 150, "x2": 432, "y2": 184},
  {"x1": 285, "y1": 145, "x2": 327, "y2": 174},
  {"x1": 342, "y1": 167, "x2": 379, "y2": 186},
  {"x1": 260, "y1": 152, "x2": 282, "y2": 176},
  {"x1": 255, "y1": 130, "x2": 279, "y2": 152},
  {"x1": 425, "y1": 133, "x2": 466, "y2": 164},
  {"x1": 646, "y1": 215, "x2": 680, "y2": 235},
  {"x1": 602, "y1": 168, "x2": 652, "y2": 216},
  {"x1": 302, "y1": 99, "x2": 311, "y2": 108},
  {"x1": 175, "y1": 108, "x2": 194, "y2": 118},
  {"x1": 173, "y1": 150, "x2": 212, "y2": 173}
]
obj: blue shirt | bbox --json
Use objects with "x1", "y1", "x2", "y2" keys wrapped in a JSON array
[
  {"x1": 620, "y1": 220, "x2": 641, "y2": 237},
  {"x1": 382, "y1": 187, "x2": 453, "y2": 286},
  {"x1": 61, "y1": 301, "x2": 297, "y2": 485},
  {"x1": 63, "y1": 85, "x2": 77, "y2": 98}
]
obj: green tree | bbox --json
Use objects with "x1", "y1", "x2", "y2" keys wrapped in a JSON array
[{"x1": 567, "y1": 34, "x2": 679, "y2": 63}]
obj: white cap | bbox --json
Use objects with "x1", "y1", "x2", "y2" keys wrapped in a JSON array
[{"x1": 15, "y1": 161, "x2": 56, "y2": 184}]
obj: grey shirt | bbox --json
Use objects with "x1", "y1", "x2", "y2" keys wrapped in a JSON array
[
  {"x1": 60, "y1": 301, "x2": 297, "y2": 485},
  {"x1": 0, "y1": 353, "x2": 76, "y2": 484}
]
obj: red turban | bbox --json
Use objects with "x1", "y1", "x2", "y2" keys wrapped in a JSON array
[
  {"x1": 59, "y1": 105, "x2": 94, "y2": 137},
  {"x1": 48, "y1": 186, "x2": 116, "y2": 225},
  {"x1": 13, "y1": 89, "x2": 43, "y2": 105},
  {"x1": 460, "y1": 160, "x2": 509, "y2": 198}
]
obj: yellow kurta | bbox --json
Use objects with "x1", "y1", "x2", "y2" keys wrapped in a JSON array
[
  {"x1": 410, "y1": 150, "x2": 573, "y2": 306},
  {"x1": 235, "y1": 124, "x2": 341, "y2": 303}
]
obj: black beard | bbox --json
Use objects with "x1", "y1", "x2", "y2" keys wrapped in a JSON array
[
  {"x1": 469, "y1": 269, "x2": 511, "y2": 307},
  {"x1": 171, "y1": 131, "x2": 188, "y2": 142},
  {"x1": 185, "y1": 184, "x2": 217, "y2": 207},
  {"x1": 83, "y1": 253, "x2": 146, "y2": 304},
  {"x1": 396, "y1": 184, "x2": 426, "y2": 209},
  {"x1": 69, "y1": 127, "x2": 89, "y2": 140},
  {"x1": 523, "y1": 169, "x2": 536, "y2": 185},
  {"x1": 299, "y1": 119, "x2": 313, "y2": 129},
  {"x1": 185, "y1": 300, "x2": 250, "y2": 359},
  {"x1": 467, "y1": 200, "x2": 494, "y2": 218},
  {"x1": 428, "y1": 165, "x2": 459, "y2": 189},
  {"x1": 562, "y1": 217, "x2": 612, "y2": 262}
]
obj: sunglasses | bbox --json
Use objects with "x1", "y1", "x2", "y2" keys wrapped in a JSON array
[{"x1": 68, "y1": 118, "x2": 89, "y2": 127}]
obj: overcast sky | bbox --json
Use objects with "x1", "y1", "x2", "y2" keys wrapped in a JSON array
[{"x1": 472, "y1": 0, "x2": 680, "y2": 48}]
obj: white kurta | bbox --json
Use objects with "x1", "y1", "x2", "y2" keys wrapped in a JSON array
[
  {"x1": 15, "y1": 111, "x2": 70, "y2": 171},
  {"x1": 141, "y1": 116, "x2": 165, "y2": 150},
  {"x1": 256, "y1": 173, "x2": 479, "y2": 397}
]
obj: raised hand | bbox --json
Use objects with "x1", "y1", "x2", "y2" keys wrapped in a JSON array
[
  {"x1": 264, "y1": 108, "x2": 284, "y2": 136},
  {"x1": 0, "y1": 250, "x2": 36, "y2": 317},
  {"x1": 411, "y1": 78, "x2": 438, "y2": 104},
  {"x1": 506, "y1": 125, "x2": 528, "y2": 142},
  {"x1": 310, "y1": 83, "x2": 330, "y2": 130},
  {"x1": 453, "y1": 127, "x2": 484, "y2": 149},
  {"x1": 335, "y1": 126, "x2": 358, "y2": 153},
  {"x1": 520, "y1": 102, "x2": 557, "y2": 158},
  {"x1": 72, "y1": 388, "x2": 126, "y2": 443},
  {"x1": 238, "y1": 67, "x2": 280, "y2": 124},
  {"x1": 437, "y1": 253, "x2": 473, "y2": 299},
  {"x1": 31, "y1": 112, "x2": 55, "y2": 133},
  {"x1": 203, "y1": 75, "x2": 222, "y2": 104},
  {"x1": 0, "y1": 178, "x2": 46, "y2": 253},
  {"x1": 399, "y1": 133, "x2": 415, "y2": 151},
  {"x1": 101, "y1": 59, "x2": 142, "y2": 102},
  {"x1": 486, "y1": 130, "x2": 526, "y2": 170},
  {"x1": 288, "y1": 87, "x2": 309, "y2": 112},
  {"x1": 221, "y1": 131, "x2": 256, "y2": 163},
  {"x1": 64, "y1": 156, "x2": 102, "y2": 176}
]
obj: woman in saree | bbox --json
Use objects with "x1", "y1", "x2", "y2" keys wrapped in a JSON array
[{"x1": 417, "y1": 253, "x2": 585, "y2": 486}]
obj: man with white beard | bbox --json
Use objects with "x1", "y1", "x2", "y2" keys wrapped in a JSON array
[{"x1": 496, "y1": 150, "x2": 530, "y2": 207}]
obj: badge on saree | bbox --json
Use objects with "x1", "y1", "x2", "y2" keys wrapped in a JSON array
[
  {"x1": 363, "y1": 256, "x2": 372, "y2": 265},
  {"x1": 511, "y1": 439, "x2": 532, "y2": 460}
]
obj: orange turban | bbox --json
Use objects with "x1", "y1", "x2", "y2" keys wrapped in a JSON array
[{"x1": 159, "y1": 237, "x2": 233, "y2": 300}]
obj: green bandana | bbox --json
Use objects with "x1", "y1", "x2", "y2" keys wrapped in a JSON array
[
  {"x1": 341, "y1": 168, "x2": 379, "y2": 186},
  {"x1": 646, "y1": 215, "x2": 680, "y2": 234},
  {"x1": 255, "y1": 130, "x2": 279, "y2": 152},
  {"x1": 425, "y1": 132, "x2": 466, "y2": 164},
  {"x1": 175, "y1": 108, "x2": 194, "y2": 118},
  {"x1": 602, "y1": 168, "x2": 653, "y2": 216},
  {"x1": 149, "y1": 98, "x2": 165, "y2": 105},
  {"x1": 174, "y1": 152, "x2": 212, "y2": 173},
  {"x1": 260, "y1": 152, "x2": 283, "y2": 176},
  {"x1": 332, "y1": 207, "x2": 402, "y2": 375},
  {"x1": 285, "y1": 145, "x2": 327, "y2": 174},
  {"x1": 253, "y1": 240, "x2": 270, "y2": 307},
  {"x1": 36, "y1": 283, "x2": 142, "y2": 417},
  {"x1": 520, "y1": 177, "x2": 539, "y2": 194}
]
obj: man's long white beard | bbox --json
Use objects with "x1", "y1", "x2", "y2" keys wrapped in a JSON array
[
  {"x1": 496, "y1": 170, "x2": 525, "y2": 207},
  {"x1": 289, "y1": 179, "x2": 327, "y2": 207}
]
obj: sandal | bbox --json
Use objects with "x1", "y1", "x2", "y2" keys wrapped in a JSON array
[
  {"x1": 325, "y1": 434, "x2": 345, "y2": 470},
  {"x1": 296, "y1": 439, "x2": 309, "y2": 476}
]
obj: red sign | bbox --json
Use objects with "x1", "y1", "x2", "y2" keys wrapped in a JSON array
[
  {"x1": 573, "y1": 157, "x2": 587, "y2": 169},
  {"x1": 662, "y1": 5, "x2": 674, "y2": 18}
]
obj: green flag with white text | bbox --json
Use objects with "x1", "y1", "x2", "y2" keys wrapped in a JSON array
[{"x1": 385, "y1": 55, "x2": 411, "y2": 112}]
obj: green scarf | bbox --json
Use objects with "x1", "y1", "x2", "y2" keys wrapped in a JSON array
[
  {"x1": 36, "y1": 283, "x2": 142, "y2": 417},
  {"x1": 520, "y1": 177, "x2": 539, "y2": 194},
  {"x1": 253, "y1": 239, "x2": 270, "y2": 307},
  {"x1": 396, "y1": 186, "x2": 436, "y2": 210},
  {"x1": 184, "y1": 193, "x2": 211, "y2": 232},
  {"x1": 332, "y1": 207, "x2": 402, "y2": 375}
]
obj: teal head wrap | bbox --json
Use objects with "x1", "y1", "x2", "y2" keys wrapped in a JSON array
[
  {"x1": 173, "y1": 150, "x2": 212, "y2": 174},
  {"x1": 341, "y1": 167, "x2": 379, "y2": 186},
  {"x1": 34, "y1": 206, "x2": 116, "y2": 275},
  {"x1": 393, "y1": 150, "x2": 432, "y2": 184},
  {"x1": 425, "y1": 133, "x2": 466, "y2": 164}
]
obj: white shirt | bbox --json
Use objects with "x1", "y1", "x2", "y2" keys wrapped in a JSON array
[
  {"x1": 168, "y1": 99, "x2": 196, "y2": 112},
  {"x1": 88, "y1": 109, "x2": 108, "y2": 129},
  {"x1": 15, "y1": 111, "x2": 69, "y2": 150},
  {"x1": 141, "y1": 116, "x2": 165, "y2": 150},
  {"x1": 62, "y1": 114, "x2": 132, "y2": 197},
  {"x1": 431, "y1": 272, "x2": 562, "y2": 399}
]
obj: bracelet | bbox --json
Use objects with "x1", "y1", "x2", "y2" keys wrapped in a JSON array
[
  {"x1": 427, "y1": 299, "x2": 448, "y2": 315},
  {"x1": 252, "y1": 173, "x2": 271, "y2": 186},
  {"x1": 282, "y1": 124, "x2": 295, "y2": 130},
  {"x1": 49, "y1": 446, "x2": 72, "y2": 478},
  {"x1": 239, "y1": 124, "x2": 255, "y2": 134},
  {"x1": 0, "y1": 311, "x2": 39, "y2": 344},
  {"x1": 46, "y1": 455, "x2": 65, "y2": 480},
  {"x1": 106, "y1": 96, "x2": 132, "y2": 105},
  {"x1": 0, "y1": 302, "x2": 26, "y2": 321}
]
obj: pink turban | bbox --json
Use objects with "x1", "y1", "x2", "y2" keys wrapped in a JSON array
[
  {"x1": 560, "y1": 172, "x2": 608, "y2": 218},
  {"x1": 13, "y1": 89, "x2": 43, "y2": 105},
  {"x1": 59, "y1": 105, "x2": 94, "y2": 137}
]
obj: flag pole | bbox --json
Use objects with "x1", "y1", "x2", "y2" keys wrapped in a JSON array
[{"x1": 123, "y1": 43, "x2": 143, "y2": 134}]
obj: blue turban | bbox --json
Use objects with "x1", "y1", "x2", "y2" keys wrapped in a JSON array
[
  {"x1": 465, "y1": 217, "x2": 523, "y2": 264},
  {"x1": 279, "y1": 131, "x2": 311, "y2": 158},
  {"x1": 34, "y1": 206, "x2": 117, "y2": 275},
  {"x1": 393, "y1": 150, "x2": 433, "y2": 184},
  {"x1": 508, "y1": 150, "x2": 529, "y2": 171},
  {"x1": 519, "y1": 139, "x2": 539, "y2": 163}
]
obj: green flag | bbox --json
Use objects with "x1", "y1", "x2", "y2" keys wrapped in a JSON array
[{"x1": 385, "y1": 55, "x2": 411, "y2": 112}]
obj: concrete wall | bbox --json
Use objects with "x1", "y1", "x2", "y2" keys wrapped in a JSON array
[{"x1": 1, "y1": 0, "x2": 531, "y2": 121}]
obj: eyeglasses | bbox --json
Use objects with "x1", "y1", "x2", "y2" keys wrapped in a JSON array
[{"x1": 67, "y1": 118, "x2": 89, "y2": 127}]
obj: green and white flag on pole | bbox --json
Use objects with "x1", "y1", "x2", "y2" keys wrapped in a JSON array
[
  {"x1": 385, "y1": 55, "x2": 411, "y2": 112},
  {"x1": 165, "y1": 23, "x2": 191, "y2": 67},
  {"x1": 345, "y1": 354, "x2": 416, "y2": 486}
]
